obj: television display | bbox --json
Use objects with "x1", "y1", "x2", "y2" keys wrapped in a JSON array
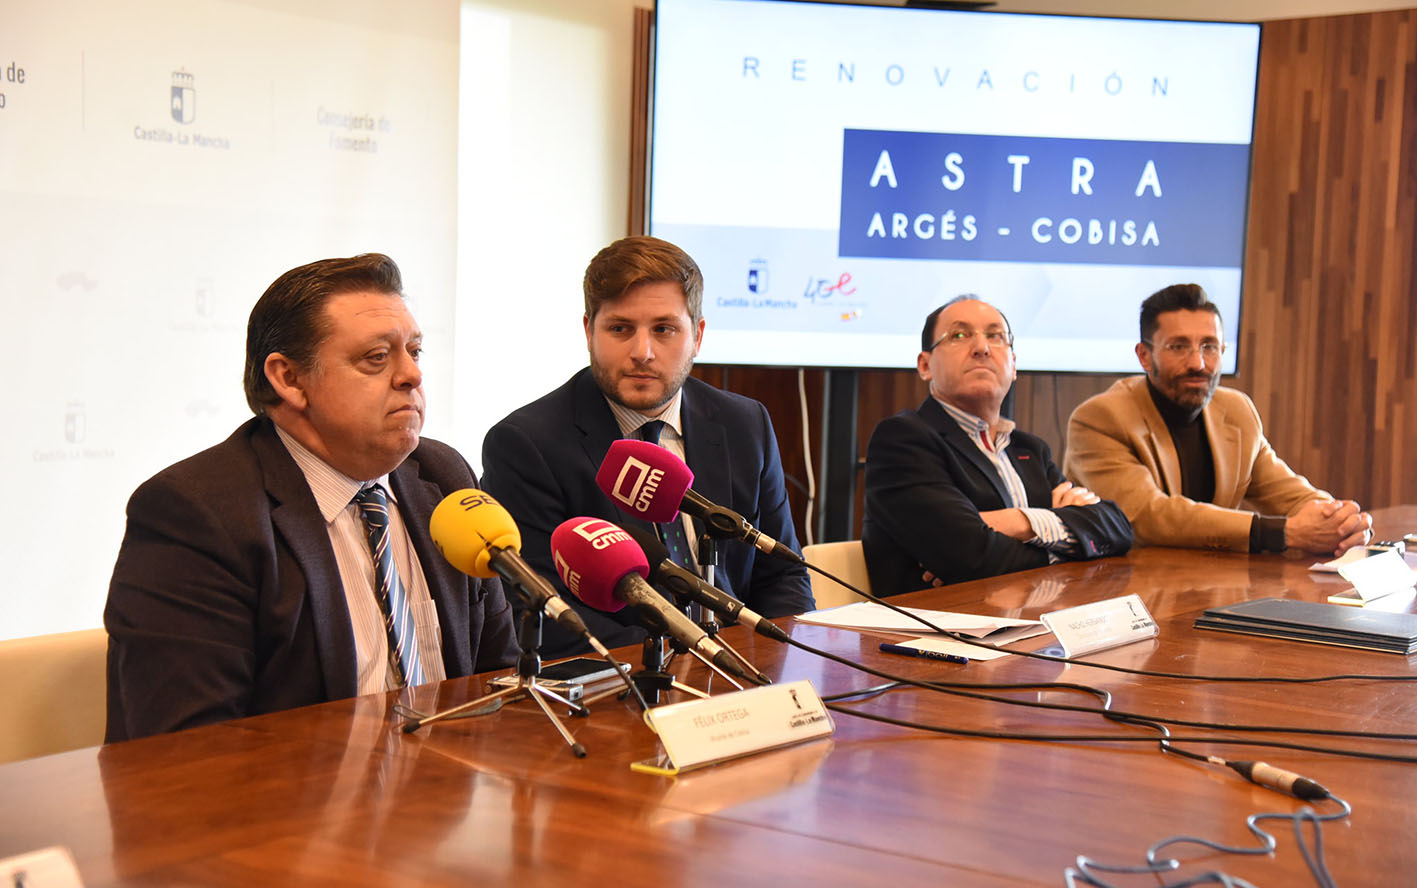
[{"x1": 648, "y1": 0, "x2": 1260, "y2": 372}]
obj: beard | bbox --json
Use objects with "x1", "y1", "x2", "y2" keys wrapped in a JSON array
[
  {"x1": 590, "y1": 357, "x2": 695, "y2": 413},
  {"x1": 1151, "y1": 366, "x2": 1219, "y2": 410}
]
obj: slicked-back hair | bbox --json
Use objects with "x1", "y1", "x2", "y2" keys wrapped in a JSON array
[
  {"x1": 1140, "y1": 283, "x2": 1222, "y2": 344},
  {"x1": 243, "y1": 253, "x2": 404, "y2": 415},
  {"x1": 920, "y1": 294, "x2": 1013, "y2": 352},
  {"x1": 583, "y1": 236, "x2": 704, "y2": 324}
]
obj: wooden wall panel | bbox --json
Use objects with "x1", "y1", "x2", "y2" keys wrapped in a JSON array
[
  {"x1": 689, "y1": 8, "x2": 1417, "y2": 540},
  {"x1": 626, "y1": 7, "x2": 652, "y2": 235},
  {"x1": 1239, "y1": 10, "x2": 1417, "y2": 511}
]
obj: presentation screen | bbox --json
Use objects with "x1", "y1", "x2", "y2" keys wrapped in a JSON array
[{"x1": 648, "y1": 0, "x2": 1260, "y2": 372}]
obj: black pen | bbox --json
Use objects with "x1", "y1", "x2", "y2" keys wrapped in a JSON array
[{"x1": 879, "y1": 642, "x2": 968, "y2": 664}]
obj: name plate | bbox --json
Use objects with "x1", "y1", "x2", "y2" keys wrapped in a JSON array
[
  {"x1": 633, "y1": 679, "x2": 834, "y2": 775},
  {"x1": 1337, "y1": 549, "x2": 1417, "y2": 602},
  {"x1": 1042, "y1": 594, "x2": 1158, "y2": 658}
]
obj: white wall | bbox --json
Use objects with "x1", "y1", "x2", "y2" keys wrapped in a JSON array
[
  {"x1": 452, "y1": 0, "x2": 646, "y2": 472},
  {"x1": 2, "y1": 0, "x2": 463, "y2": 640},
  {"x1": 0, "y1": 0, "x2": 645, "y2": 641}
]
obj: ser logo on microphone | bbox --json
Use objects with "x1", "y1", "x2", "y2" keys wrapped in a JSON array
[
  {"x1": 455, "y1": 490, "x2": 500, "y2": 511},
  {"x1": 607, "y1": 457, "x2": 665, "y2": 515}
]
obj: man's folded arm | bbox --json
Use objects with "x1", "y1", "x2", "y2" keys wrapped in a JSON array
[
  {"x1": 866, "y1": 419, "x2": 1048, "y2": 584},
  {"x1": 1039, "y1": 449, "x2": 1132, "y2": 559}
]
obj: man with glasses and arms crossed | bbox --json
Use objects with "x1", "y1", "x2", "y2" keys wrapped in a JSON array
[
  {"x1": 862, "y1": 296, "x2": 1133, "y2": 598},
  {"x1": 1065, "y1": 283, "x2": 1371, "y2": 556}
]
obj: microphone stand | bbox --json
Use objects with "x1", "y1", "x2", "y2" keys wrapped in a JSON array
[
  {"x1": 401, "y1": 609, "x2": 591, "y2": 758},
  {"x1": 584, "y1": 628, "x2": 711, "y2": 708},
  {"x1": 694, "y1": 534, "x2": 722, "y2": 636},
  {"x1": 675, "y1": 532, "x2": 767, "y2": 687},
  {"x1": 650, "y1": 533, "x2": 752, "y2": 693}
]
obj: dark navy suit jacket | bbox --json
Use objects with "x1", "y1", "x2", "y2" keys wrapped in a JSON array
[
  {"x1": 104, "y1": 417, "x2": 519, "y2": 742},
  {"x1": 863, "y1": 397, "x2": 1133, "y2": 598},
  {"x1": 481, "y1": 369, "x2": 813, "y2": 657}
]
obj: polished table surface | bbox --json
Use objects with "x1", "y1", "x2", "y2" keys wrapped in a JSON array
[{"x1": 4, "y1": 533, "x2": 1417, "y2": 886}]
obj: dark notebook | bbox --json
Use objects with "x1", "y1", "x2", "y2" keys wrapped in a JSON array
[{"x1": 1194, "y1": 597, "x2": 1417, "y2": 655}]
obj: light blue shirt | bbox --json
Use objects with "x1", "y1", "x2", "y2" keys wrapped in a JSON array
[{"x1": 935, "y1": 398, "x2": 1078, "y2": 559}]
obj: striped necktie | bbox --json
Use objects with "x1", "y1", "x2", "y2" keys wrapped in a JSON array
[
  {"x1": 636, "y1": 420, "x2": 695, "y2": 567},
  {"x1": 353, "y1": 484, "x2": 425, "y2": 687}
]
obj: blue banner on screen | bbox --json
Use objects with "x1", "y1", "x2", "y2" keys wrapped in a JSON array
[{"x1": 839, "y1": 129, "x2": 1249, "y2": 268}]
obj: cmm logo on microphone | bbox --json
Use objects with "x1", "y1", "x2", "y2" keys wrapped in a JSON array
[
  {"x1": 609, "y1": 457, "x2": 664, "y2": 514},
  {"x1": 569, "y1": 517, "x2": 631, "y2": 551}
]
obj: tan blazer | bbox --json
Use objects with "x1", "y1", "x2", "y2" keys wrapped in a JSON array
[{"x1": 1064, "y1": 376, "x2": 1328, "y2": 551}]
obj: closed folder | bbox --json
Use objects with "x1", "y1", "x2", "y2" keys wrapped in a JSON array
[{"x1": 1194, "y1": 597, "x2": 1417, "y2": 655}]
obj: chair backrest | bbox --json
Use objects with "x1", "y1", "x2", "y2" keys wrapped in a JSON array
[
  {"x1": 801, "y1": 540, "x2": 871, "y2": 609},
  {"x1": 0, "y1": 628, "x2": 108, "y2": 764}
]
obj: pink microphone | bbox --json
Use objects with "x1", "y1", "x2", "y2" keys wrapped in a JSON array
[
  {"x1": 594, "y1": 439, "x2": 694, "y2": 523},
  {"x1": 549, "y1": 517, "x2": 648, "y2": 612},
  {"x1": 549, "y1": 516, "x2": 752, "y2": 680},
  {"x1": 595, "y1": 440, "x2": 804, "y2": 564}
]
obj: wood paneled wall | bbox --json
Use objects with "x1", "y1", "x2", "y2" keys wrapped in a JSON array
[
  {"x1": 1237, "y1": 10, "x2": 1417, "y2": 513},
  {"x1": 690, "y1": 8, "x2": 1417, "y2": 540}
]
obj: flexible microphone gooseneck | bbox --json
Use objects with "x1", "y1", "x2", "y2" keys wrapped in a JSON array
[{"x1": 621, "y1": 525, "x2": 791, "y2": 644}]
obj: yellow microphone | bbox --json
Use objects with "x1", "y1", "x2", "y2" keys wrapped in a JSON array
[
  {"x1": 430, "y1": 489, "x2": 520, "y2": 578},
  {"x1": 430, "y1": 489, "x2": 599, "y2": 646}
]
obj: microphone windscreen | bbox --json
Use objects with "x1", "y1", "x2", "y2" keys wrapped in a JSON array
[
  {"x1": 595, "y1": 439, "x2": 694, "y2": 524},
  {"x1": 550, "y1": 517, "x2": 650, "y2": 612},
  {"x1": 429, "y1": 489, "x2": 522, "y2": 578}
]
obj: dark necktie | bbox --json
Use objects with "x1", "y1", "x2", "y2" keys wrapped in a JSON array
[
  {"x1": 353, "y1": 484, "x2": 425, "y2": 687},
  {"x1": 636, "y1": 420, "x2": 694, "y2": 567}
]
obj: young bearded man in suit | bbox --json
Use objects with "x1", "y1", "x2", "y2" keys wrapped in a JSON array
[
  {"x1": 105, "y1": 254, "x2": 519, "y2": 741},
  {"x1": 862, "y1": 296, "x2": 1134, "y2": 597},
  {"x1": 481, "y1": 236, "x2": 813, "y2": 657}
]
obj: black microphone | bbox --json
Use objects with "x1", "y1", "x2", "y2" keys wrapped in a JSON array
[
  {"x1": 622, "y1": 526, "x2": 791, "y2": 643},
  {"x1": 595, "y1": 439, "x2": 803, "y2": 563},
  {"x1": 548, "y1": 517, "x2": 759, "y2": 683}
]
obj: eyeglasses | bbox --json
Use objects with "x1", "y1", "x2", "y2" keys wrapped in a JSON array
[
  {"x1": 1144, "y1": 339, "x2": 1227, "y2": 361},
  {"x1": 927, "y1": 327, "x2": 1013, "y2": 351}
]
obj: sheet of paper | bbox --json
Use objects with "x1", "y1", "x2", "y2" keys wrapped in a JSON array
[
  {"x1": 1310, "y1": 546, "x2": 1417, "y2": 573},
  {"x1": 1337, "y1": 549, "x2": 1417, "y2": 600},
  {"x1": 795, "y1": 601, "x2": 1048, "y2": 647},
  {"x1": 1309, "y1": 546, "x2": 1381, "y2": 573}
]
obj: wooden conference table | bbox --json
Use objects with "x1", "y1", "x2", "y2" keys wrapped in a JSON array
[{"x1": 4, "y1": 528, "x2": 1417, "y2": 885}]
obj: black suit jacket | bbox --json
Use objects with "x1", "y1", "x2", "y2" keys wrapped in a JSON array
[
  {"x1": 862, "y1": 398, "x2": 1133, "y2": 598},
  {"x1": 104, "y1": 417, "x2": 519, "y2": 742},
  {"x1": 481, "y1": 369, "x2": 813, "y2": 657}
]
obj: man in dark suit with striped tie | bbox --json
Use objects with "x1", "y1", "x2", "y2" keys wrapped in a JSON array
[{"x1": 104, "y1": 254, "x2": 518, "y2": 742}]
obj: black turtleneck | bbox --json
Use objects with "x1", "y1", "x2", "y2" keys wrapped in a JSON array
[
  {"x1": 1145, "y1": 379, "x2": 1286, "y2": 553},
  {"x1": 1146, "y1": 379, "x2": 1214, "y2": 502}
]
